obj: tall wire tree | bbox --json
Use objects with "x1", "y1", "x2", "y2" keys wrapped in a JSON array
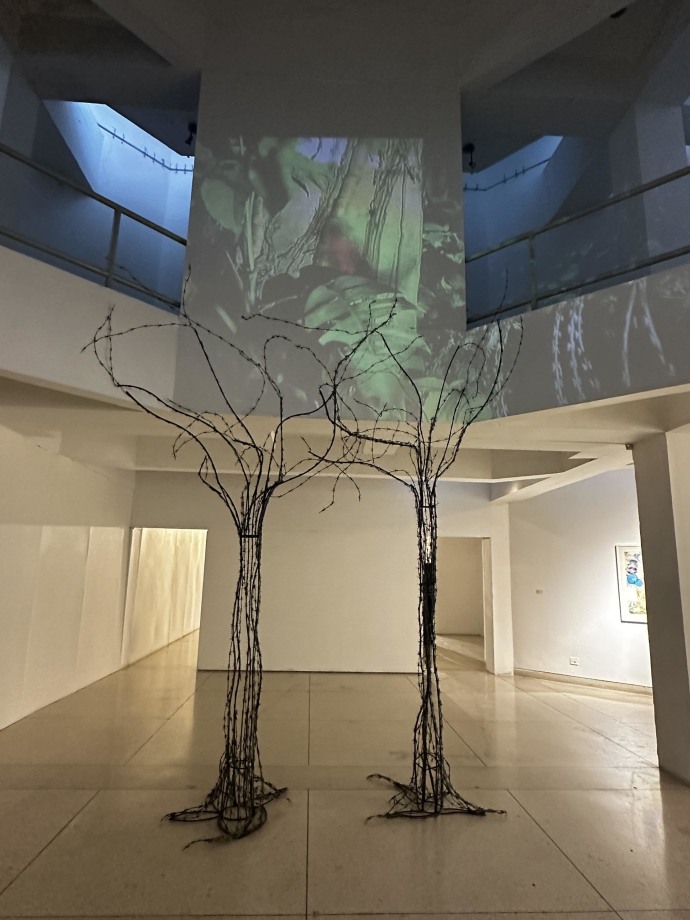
[
  {"x1": 330, "y1": 317, "x2": 522, "y2": 819},
  {"x1": 89, "y1": 302, "x2": 383, "y2": 843}
]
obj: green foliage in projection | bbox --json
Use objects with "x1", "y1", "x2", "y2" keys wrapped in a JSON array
[{"x1": 193, "y1": 135, "x2": 467, "y2": 416}]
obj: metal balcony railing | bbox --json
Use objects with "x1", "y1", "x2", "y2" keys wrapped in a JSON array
[
  {"x1": 2, "y1": 140, "x2": 687, "y2": 326},
  {"x1": 465, "y1": 163, "x2": 690, "y2": 326},
  {"x1": 0, "y1": 142, "x2": 187, "y2": 310}
]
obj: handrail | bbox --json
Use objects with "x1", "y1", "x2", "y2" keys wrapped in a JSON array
[
  {"x1": 0, "y1": 141, "x2": 186, "y2": 245},
  {"x1": 463, "y1": 156, "x2": 552, "y2": 193},
  {"x1": 466, "y1": 241, "x2": 690, "y2": 324},
  {"x1": 466, "y1": 163, "x2": 690, "y2": 264},
  {"x1": 0, "y1": 141, "x2": 187, "y2": 310},
  {"x1": 465, "y1": 162, "x2": 690, "y2": 325},
  {"x1": 0, "y1": 224, "x2": 182, "y2": 309},
  {"x1": 96, "y1": 123, "x2": 193, "y2": 174}
]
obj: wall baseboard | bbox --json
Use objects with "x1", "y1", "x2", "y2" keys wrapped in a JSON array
[{"x1": 514, "y1": 667, "x2": 653, "y2": 696}]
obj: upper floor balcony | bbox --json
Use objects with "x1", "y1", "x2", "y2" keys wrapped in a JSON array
[
  {"x1": 465, "y1": 159, "x2": 690, "y2": 326},
  {"x1": 0, "y1": 136, "x2": 688, "y2": 335}
]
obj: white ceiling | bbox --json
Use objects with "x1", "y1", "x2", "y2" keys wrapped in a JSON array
[
  {"x1": 2, "y1": 372, "x2": 690, "y2": 501},
  {"x1": 3, "y1": 0, "x2": 690, "y2": 165}
]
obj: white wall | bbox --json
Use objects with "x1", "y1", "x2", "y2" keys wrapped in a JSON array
[
  {"x1": 121, "y1": 527, "x2": 206, "y2": 665},
  {"x1": 177, "y1": 59, "x2": 465, "y2": 415},
  {"x1": 497, "y1": 263, "x2": 690, "y2": 417},
  {"x1": 510, "y1": 468, "x2": 651, "y2": 686},
  {"x1": 0, "y1": 424, "x2": 134, "y2": 729},
  {"x1": 436, "y1": 537, "x2": 484, "y2": 635},
  {"x1": 132, "y1": 472, "x2": 509, "y2": 673},
  {"x1": 0, "y1": 246, "x2": 178, "y2": 404},
  {"x1": 464, "y1": 136, "x2": 563, "y2": 252}
]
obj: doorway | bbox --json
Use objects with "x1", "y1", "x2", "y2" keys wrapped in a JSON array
[{"x1": 436, "y1": 536, "x2": 486, "y2": 665}]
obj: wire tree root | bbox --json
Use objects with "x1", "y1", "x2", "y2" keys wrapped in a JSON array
[
  {"x1": 166, "y1": 777, "x2": 287, "y2": 845},
  {"x1": 367, "y1": 771, "x2": 506, "y2": 820}
]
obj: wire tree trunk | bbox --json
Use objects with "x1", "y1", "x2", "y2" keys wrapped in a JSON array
[
  {"x1": 412, "y1": 488, "x2": 444, "y2": 809},
  {"x1": 91, "y1": 305, "x2": 390, "y2": 842},
  {"x1": 168, "y1": 519, "x2": 280, "y2": 838},
  {"x1": 89, "y1": 301, "x2": 389, "y2": 843},
  {"x1": 337, "y1": 316, "x2": 522, "y2": 820}
]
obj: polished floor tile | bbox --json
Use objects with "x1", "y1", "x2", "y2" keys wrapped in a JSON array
[
  {"x1": 309, "y1": 718, "x2": 484, "y2": 766},
  {"x1": 321, "y1": 915, "x2": 615, "y2": 920},
  {"x1": 176, "y1": 687, "x2": 310, "y2": 722},
  {"x1": 2, "y1": 631, "x2": 688, "y2": 918},
  {"x1": 261, "y1": 690, "x2": 310, "y2": 721},
  {"x1": 452, "y1": 719, "x2": 653, "y2": 767},
  {"x1": 442, "y1": 687, "x2": 574, "y2": 721},
  {"x1": 38, "y1": 680, "x2": 198, "y2": 720},
  {"x1": 310, "y1": 672, "x2": 416, "y2": 693},
  {"x1": 0, "y1": 760, "x2": 668, "y2": 794},
  {"x1": 513, "y1": 788, "x2": 690, "y2": 910},
  {"x1": 199, "y1": 670, "x2": 310, "y2": 694},
  {"x1": 0, "y1": 789, "x2": 95, "y2": 893},
  {"x1": 526, "y1": 692, "x2": 659, "y2": 762},
  {"x1": 129, "y1": 713, "x2": 309, "y2": 766},
  {"x1": 437, "y1": 633, "x2": 485, "y2": 661},
  {"x1": 618, "y1": 913, "x2": 690, "y2": 919},
  {"x1": 563, "y1": 693, "x2": 656, "y2": 726},
  {"x1": 0, "y1": 714, "x2": 166, "y2": 764},
  {"x1": 0, "y1": 790, "x2": 307, "y2": 916},
  {"x1": 310, "y1": 689, "x2": 420, "y2": 721},
  {"x1": 16, "y1": 916, "x2": 305, "y2": 920},
  {"x1": 307, "y1": 789, "x2": 608, "y2": 913},
  {"x1": 442, "y1": 673, "x2": 524, "y2": 697}
]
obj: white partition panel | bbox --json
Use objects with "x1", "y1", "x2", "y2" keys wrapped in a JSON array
[
  {"x1": 23, "y1": 526, "x2": 89, "y2": 714},
  {"x1": 0, "y1": 525, "x2": 42, "y2": 727},
  {"x1": 0, "y1": 424, "x2": 134, "y2": 729},
  {"x1": 76, "y1": 527, "x2": 129, "y2": 687}
]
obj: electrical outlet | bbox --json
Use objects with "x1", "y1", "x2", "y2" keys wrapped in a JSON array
[{"x1": 569, "y1": 656, "x2": 580, "y2": 666}]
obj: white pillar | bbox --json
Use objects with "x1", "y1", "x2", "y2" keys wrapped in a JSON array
[
  {"x1": 483, "y1": 505, "x2": 514, "y2": 675},
  {"x1": 633, "y1": 433, "x2": 690, "y2": 783}
]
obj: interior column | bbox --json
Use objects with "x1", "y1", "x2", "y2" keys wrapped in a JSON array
[
  {"x1": 484, "y1": 505, "x2": 514, "y2": 675},
  {"x1": 633, "y1": 432, "x2": 690, "y2": 783}
]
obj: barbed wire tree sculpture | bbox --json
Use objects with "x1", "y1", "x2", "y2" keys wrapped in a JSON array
[
  {"x1": 330, "y1": 315, "x2": 523, "y2": 820},
  {"x1": 89, "y1": 302, "x2": 386, "y2": 844}
]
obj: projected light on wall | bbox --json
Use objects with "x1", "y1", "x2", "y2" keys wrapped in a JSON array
[{"x1": 190, "y1": 136, "x2": 466, "y2": 412}]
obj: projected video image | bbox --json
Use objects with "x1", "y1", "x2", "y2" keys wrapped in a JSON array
[{"x1": 192, "y1": 136, "x2": 465, "y2": 411}]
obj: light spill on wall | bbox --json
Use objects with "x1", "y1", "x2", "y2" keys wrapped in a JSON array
[{"x1": 121, "y1": 527, "x2": 206, "y2": 666}]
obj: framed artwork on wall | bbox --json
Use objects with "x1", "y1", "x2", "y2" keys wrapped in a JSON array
[{"x1": 615, "y1": 545, "x2": 647, "y2": 624}]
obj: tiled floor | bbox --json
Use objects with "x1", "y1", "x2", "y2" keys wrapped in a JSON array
[{"x1": 0, "y1": 631, "x2": 688, "y2": 919}]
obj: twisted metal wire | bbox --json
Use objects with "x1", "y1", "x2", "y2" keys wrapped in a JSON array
[
  {"x1": 332, "y1": 313, "x2": 523, "y2": 820},
  {"x1": 86, "y1": 299, "x2": 367, "y2": 844}
]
